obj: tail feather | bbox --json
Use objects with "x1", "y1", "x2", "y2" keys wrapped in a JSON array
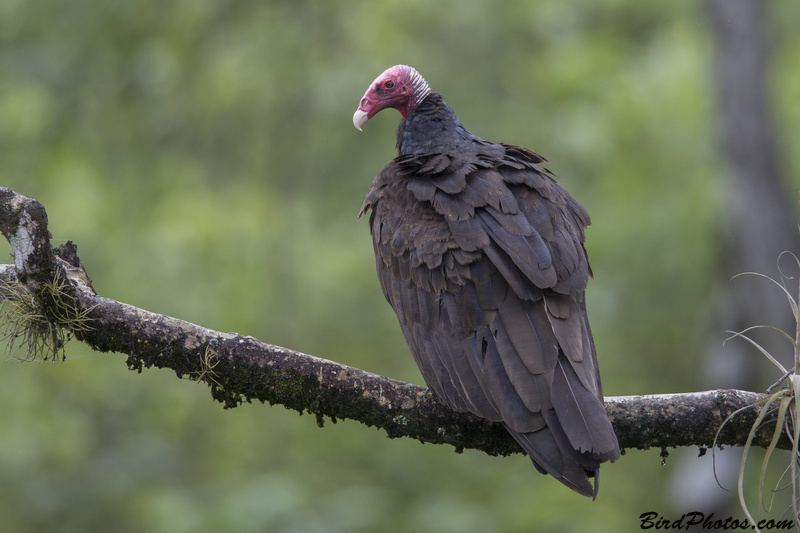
[
  {"x1": 507, "y1": 421, "x2": 598, "y2": 498},
  {"x1": 552, "y1": 356, "x2": 620, "y2": 460},
  {"x1": 504, "y1": 358, "x2": 620, "y2": 499}
]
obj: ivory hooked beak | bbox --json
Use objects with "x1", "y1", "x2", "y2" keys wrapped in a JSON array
[{"x1": 353, "y1": 108, "x2": 369, "y2": 131}]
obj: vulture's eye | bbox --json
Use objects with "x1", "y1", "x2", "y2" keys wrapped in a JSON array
[{"x1": 385, "y1": 81, "x2": 395, "y2": 89}]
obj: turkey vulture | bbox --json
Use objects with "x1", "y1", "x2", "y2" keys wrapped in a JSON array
[{"x1": 354, "y1": 65, "x2": 619, "y2": 497}]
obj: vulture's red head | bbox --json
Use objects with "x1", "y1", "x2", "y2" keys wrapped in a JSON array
[{"x1": 353, "y1": 65, "x2": 431, "y2": 131}]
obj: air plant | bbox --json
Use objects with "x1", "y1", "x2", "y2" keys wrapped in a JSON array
[
  {"x1": 0, "y1": 270, "x2": 93, "y2": 362},
  {"x1": 716, "y1": 251, "x2": 800, "y2": 531}
]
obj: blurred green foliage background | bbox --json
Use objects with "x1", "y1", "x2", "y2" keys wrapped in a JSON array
[{"x1": 1, "y1": 1, "x2": 799, "y2": 531}]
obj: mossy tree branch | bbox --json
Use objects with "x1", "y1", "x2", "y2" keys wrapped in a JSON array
[{"x1": 0, "y1": 187, "x2": 787, "y2": 457}]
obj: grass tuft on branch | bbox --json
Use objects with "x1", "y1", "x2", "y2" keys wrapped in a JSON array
[{"x1": 0, "y1": 269, "x2": 94, "y2": 362}]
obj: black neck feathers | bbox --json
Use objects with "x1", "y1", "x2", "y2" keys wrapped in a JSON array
[{"x1": 396, "y1": 93, "x2": 479, "y2": 155}]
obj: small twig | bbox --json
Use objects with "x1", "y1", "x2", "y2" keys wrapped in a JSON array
[{"x1": 768, "y1": 370, "x2": 794, "y2": 394}]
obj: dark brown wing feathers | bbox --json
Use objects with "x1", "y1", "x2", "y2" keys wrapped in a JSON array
[{"x1": 361, "y1": 144, "x2": 619, "y2": 497}]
